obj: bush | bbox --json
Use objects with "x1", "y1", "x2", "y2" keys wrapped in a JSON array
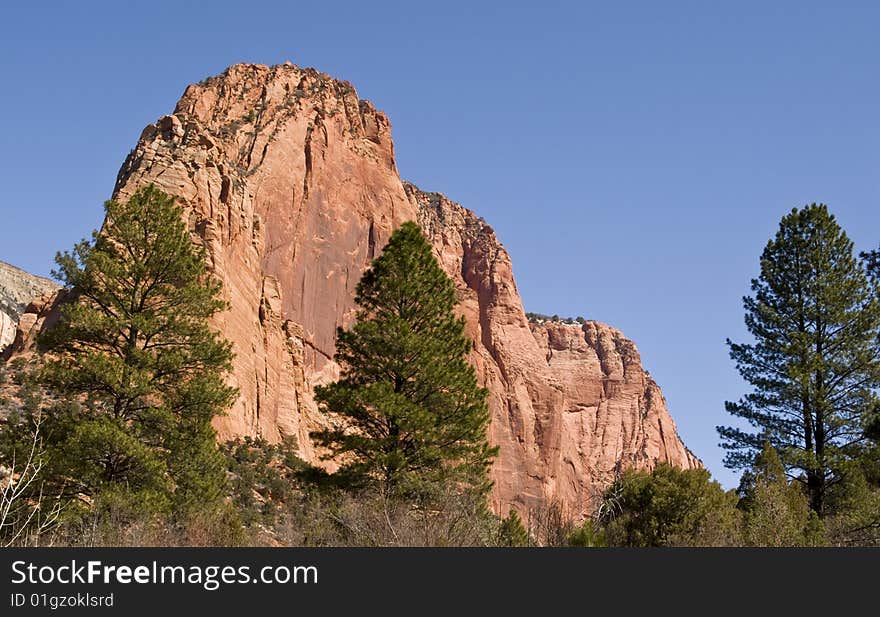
[
  {"x1": 221, "y1": 436, "x2": 303, "y2": 528},
  {"x1": 600, "y1": 465, "x2": 741, "y2": 547}
]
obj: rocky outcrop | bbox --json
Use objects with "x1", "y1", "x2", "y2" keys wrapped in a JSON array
[
  {"x1": 0, "y1": 261, "x2": 58, "y2": 353},
  {"x1": 0, "y1": 313, "x2": 13, "y2": 355},
  {"x1": 6, "y1": 63, "x2": 699, "y2": 517},
  {"x1": 410, "y1": 186, "x2": 699, "y2": 514}
]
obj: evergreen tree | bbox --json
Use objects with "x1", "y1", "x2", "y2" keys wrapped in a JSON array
[
  {"x1": 864, "y1": 247, "x2": 880, "y2": 443},
  {"x1": 565, "y1": 519, "x2": 606, "y2": 547},
  {"x1": 312, "y1": 221, "x2": 496, "y2": 499},
  {"x1": 862, "y1": 248, "x2": 879, "y2": 280},
  {"x1": 719, "y1": 204, "x2": 880, "y2": 515},
  {"x1": 599, "y1": 465, "x2": 740, "y2": 547},
  {"x1": 34, "y1": 184, "x2": 236, "y2": 516},
  {"x1": 738, "y1": 443, "x2": 823, "y2": 546},
  {"x1": 496, "y1": 510, "x2": 530, "y2": 547}
]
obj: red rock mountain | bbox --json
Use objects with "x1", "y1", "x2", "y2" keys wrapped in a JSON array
[{"x1": 10, "y1": 63, "x2": 700, "y2": 517}]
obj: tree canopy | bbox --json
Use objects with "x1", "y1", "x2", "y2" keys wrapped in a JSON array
[
  {"x1": 31, "y1": 184, "x2": 236, "y2": 516},
  {"x1": 311, "y1": 221, "x2": 496, "y2": 500},
  {"x1": 719, "y1": 204, "x2": 880, "y2": 514}
]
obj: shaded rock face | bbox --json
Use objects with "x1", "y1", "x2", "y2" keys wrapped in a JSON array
[
  {"x1": 11, "y1": 63, "x2": 699, "y2": 517},
  {"x1": 0, "y1": 261, "x2": 58, "y2": 353}
]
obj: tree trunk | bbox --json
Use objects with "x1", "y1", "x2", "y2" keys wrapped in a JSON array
[{"x1": 806, "y1": 470, "x2": 823, "y2": 515}]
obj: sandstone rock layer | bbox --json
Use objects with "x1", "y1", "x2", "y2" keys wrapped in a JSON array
[
  {"x1": 8, "y1": 63, "x2": 700, "y2": 517},
  {"x1": 411, "y1": 187, "x2": 699, "y2": 514},
  {"x1": 0, "y1": 261, "x2": 58, "y2": 353}
]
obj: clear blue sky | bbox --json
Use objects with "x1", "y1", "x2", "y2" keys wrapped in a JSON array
[{"x1": 2, "y1": 1, "x2": 879, "y2": 488}]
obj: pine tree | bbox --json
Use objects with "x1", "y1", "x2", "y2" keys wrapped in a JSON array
[
  {"x1": 862, "y1": 248, "x2": 879, "y2": 280},
  {"x1": 738, "y1": 443, "x2": 823, "y2": 546},
  {"x1": 312, "y1": 221, "x2": 496, "y2": 500},
  {"x1": 719, "y1": 204, "x2": 880, "y2": 515},
  {"x1": 34, "y1": 184, "x2": 236, "y2": 516},
  {"x1": 496, "y1": 510, "x2": 530, "y2": 547}
]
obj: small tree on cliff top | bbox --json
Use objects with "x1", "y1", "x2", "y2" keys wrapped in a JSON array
[
  {"x1": 312, "y1": 221, "x2": 496, "y2": 500},
  {"x1": 33, "y1": 184, "x2": 236, "y2": 516}
]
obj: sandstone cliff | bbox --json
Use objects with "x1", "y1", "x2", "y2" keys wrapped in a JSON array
[
  {"x1": 5, "y1": 63, "x2": 699, "y2": 517},
  {"x1": 0, "y1": 261, "x2": 58, "y2": 353},
  {"x1": 410, "y1": 186, "x2": 699, "y2": 513}
]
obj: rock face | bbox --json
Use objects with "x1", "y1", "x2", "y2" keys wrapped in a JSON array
[
  {"x1": 411, "y1": 187, "x2": 699, "y2": 514},
  {"x1": 112, "y1": 64, "x2": 414, "y2": 466},
  {"x1": 7, "y1": 63, "x2": 699, "y2": 517},
  {"x1": 0, "y1": 261, "x2": 58, "y2": 353}
]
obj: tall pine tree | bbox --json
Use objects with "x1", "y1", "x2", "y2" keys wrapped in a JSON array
[
  {"x1": 719, "y1": 204, "x2": 880, "y2": 515},
  {"x1": 36, "y1": 184, "x2": 236, "y2": 516},
  {"x1": 312, "y1": 221, "x2": 496, "y2": 499},
  {"x1": 862, "y1": 248, "x2": 879, "y2": 280}
]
